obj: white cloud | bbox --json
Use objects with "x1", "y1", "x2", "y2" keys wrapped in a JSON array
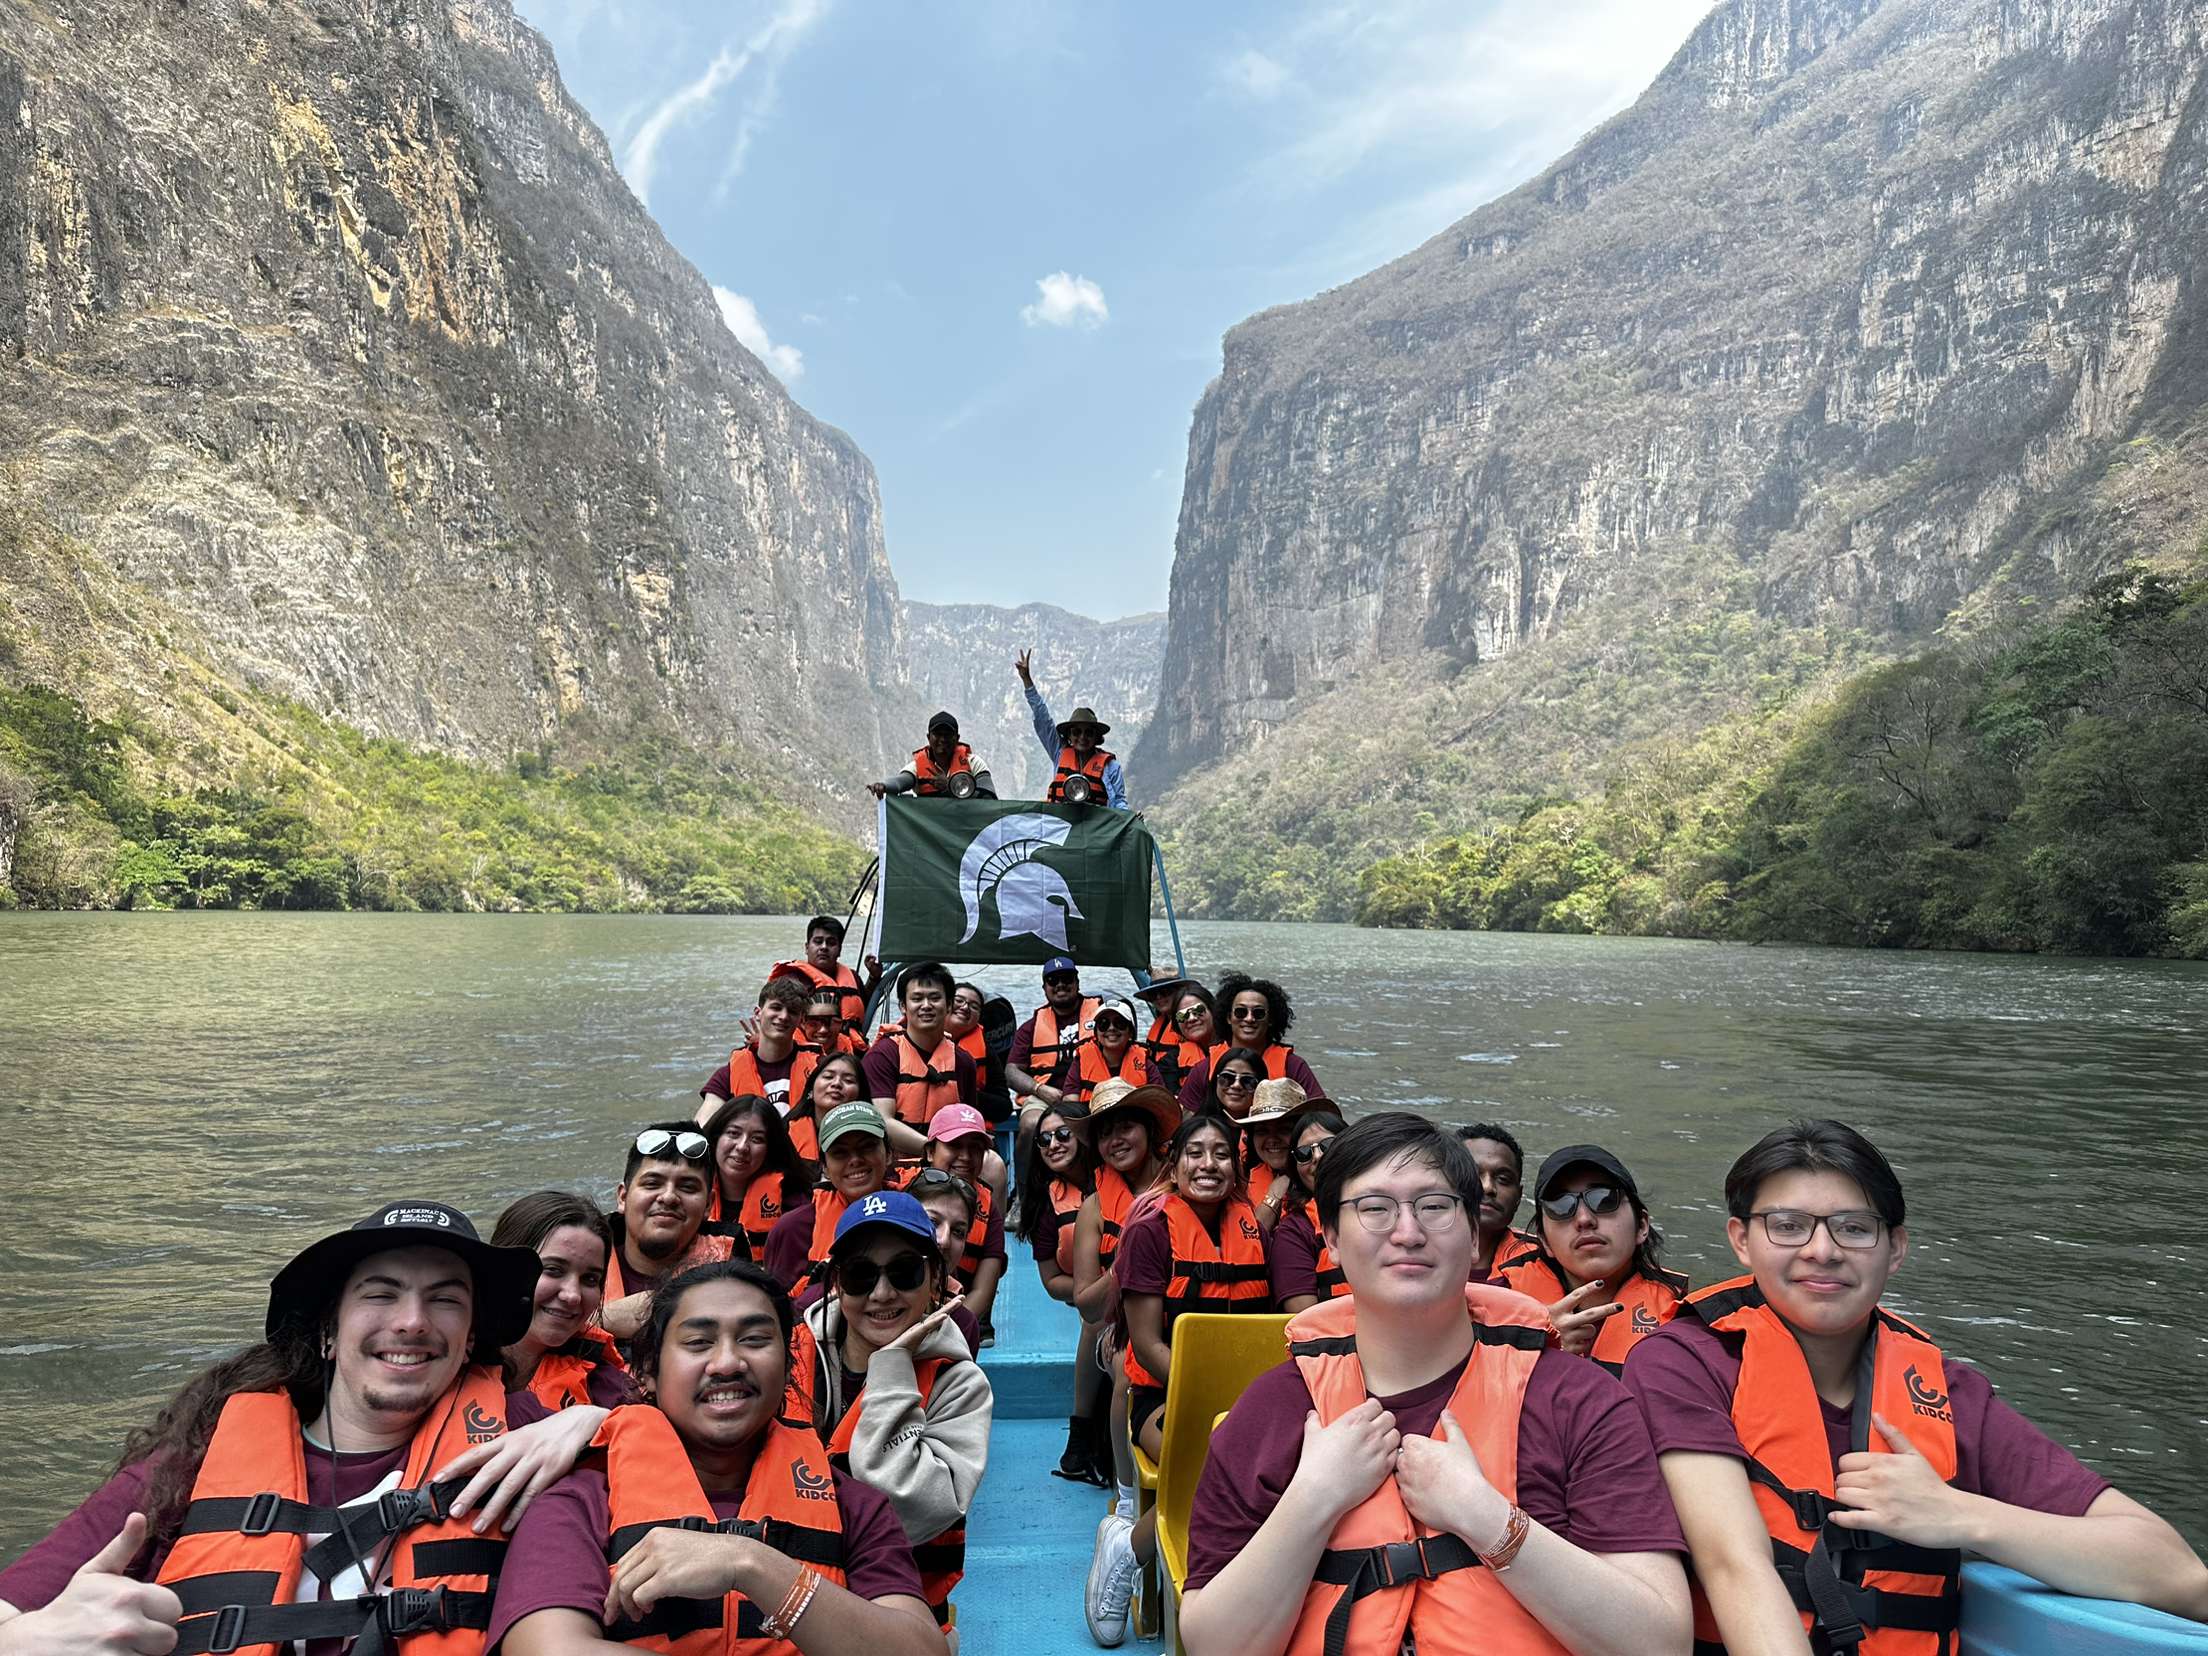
[
  {"x1": 712, "y1": 286, "x2": 804, "y2": 382},
  {"x1": 1221, "y1": 48, "x2": 1290, "y2": 98},
  {"x1": 619, "y1": 0, "x2": 827, "y2": 208},
  {"x1": 799, "y1": 311, "x2": 825, "y2": 325},
  {"x1": 1020, "y1": 271, "x2": 1109, "y2": 330}
]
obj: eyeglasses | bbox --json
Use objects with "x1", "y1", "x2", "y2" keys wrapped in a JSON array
[
  {"x1": 836, "y1": 1253, "x2": 930, "y2": 1296},
  {"x1": 1752, "y1": 1209, "x2": 1887, "y2": 1249},
  {"x1": 1292, "y1": 1140, "x2": 1332, "y2": 1165},
  {"x1": 1174, "y1": 1008, "x2": 1208, "y2": 1026},
  {"x1": 1217, "y1": 1071, "x2": 1261, "y2": 1091},
  {"x1": 1037, "y1": 1128, "x2": 1076, "y2": 1147},
  {"x1": 1539, "y1": 1186, "x2": 1627, "y2": 1222},
  {"x1": 1341, "y1": 1193, "x2": 1464, "y2": 1234},
  {"x1": 634, "y1": 1129, "x2": 709, "y2": 1162},
  {"x1": 1228, "y1": 1006, "x2": 1268, "y2": 1022}
]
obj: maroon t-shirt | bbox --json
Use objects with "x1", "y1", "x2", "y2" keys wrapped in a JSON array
[
  {"x1": 1175, "y1": 1048, "x2": 1325, "y2": 1113},
  {"x1": 860, "y1": 1034, "x2": 977, "y2": 1107},
  {"x1": 1114, "y1": 1203, "x2": 1274, "y2": 1347},
  {"x1": 1622, "y1": 1314, "x2": 2111, "y2": 1514},
  {"x1": 1268, "y1": 1205, "x2": 1324, "y2": 1305},
  {"x1": 482, "y1": 1461, "x2": 922, "y2": 1651},
  {"x1": 763, "y1": 1198, "x2": 822, "y2": 1291},
  {"x1": 1185, "y1": 1348, "x2": 1685, "y2": 1591},
  {"x1": 700, "y1": 1047, "x2": 801, "y2": 1106},
  {"x1": 1028, "y1": 1195, "x2": 1065, "y2": 1265}
]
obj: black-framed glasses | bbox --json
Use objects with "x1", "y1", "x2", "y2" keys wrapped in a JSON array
[
  {"x1": 1752, "y1": 1208, "x2": 1886, "y2": 1250},
  {"x1": 1217, "y1": 1071, "x2": 1261, "y2": 1091},
  {"x1": 1037, "y1": 1128, "x2": 1076, "y2": 1147},
  {"x1": 1539, "y1": 1186, "x2": 1626, "y2": 1222},
  {"x1": 635, "y1": 1129, "x2": 709, "y2": 1162},
  {"x1": 1292, "y1": 1140, "x2": 1332, "y2": 1165},
  {"x1": 836, "y1": 1253, "x2": 930, "y2": 1296},
  {"x1": 1341, "y1": 1193, "x2": 1464, "y2": 1234}
]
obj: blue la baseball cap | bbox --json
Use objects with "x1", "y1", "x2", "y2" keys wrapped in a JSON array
[
  {"x1": 832, "y1": 1189, "x2": 936, "y2": 1251},
  {"x1": 1041, "y1": 954, "x2": 1078, "y2": 978}
]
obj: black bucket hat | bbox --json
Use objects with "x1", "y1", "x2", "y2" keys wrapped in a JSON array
[{"x1": 266, "y1": 1200, "x2": 540, "y2": 1349}]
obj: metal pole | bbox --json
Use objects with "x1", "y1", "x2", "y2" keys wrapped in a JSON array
[{"x1": 1151, "y1": 836, "x2": 1187, "y2": 977}]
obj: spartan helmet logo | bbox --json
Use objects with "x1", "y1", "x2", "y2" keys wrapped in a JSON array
[{"x1": 958, "y1": 813, "x2": 1085, "y2": 953}]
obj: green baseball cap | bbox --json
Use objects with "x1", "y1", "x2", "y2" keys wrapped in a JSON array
[{"x1": 820, "y1": 1100, "x2": 888, "y2": 1149}]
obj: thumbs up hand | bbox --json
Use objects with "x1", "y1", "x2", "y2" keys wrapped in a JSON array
[
  {"x1": 6, "y1": 1511, "x2": 183, "y2": 1654},
  {"x1": 1831, "y1": 1412, "x2": 1977, "y2": 1547}
]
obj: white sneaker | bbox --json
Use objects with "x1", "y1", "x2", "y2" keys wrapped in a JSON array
[
  {"x1": 1084, "y1": 1513, "x2": 1138, "y2": 1647},
  {"x1": 1113, "y1": 1490, "x2": 1136, "y2": 1522}
]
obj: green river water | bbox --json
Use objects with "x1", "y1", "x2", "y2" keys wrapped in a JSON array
[{"x1": 2, "y1": 913, "x2": 2203, "y2": 1556}]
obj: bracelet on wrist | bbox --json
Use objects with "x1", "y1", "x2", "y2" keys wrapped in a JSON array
[
  {"x1": 759, "y1": 1565, "x2": 819, "y2": 1637},
  {"x1": 1479, "y1": 1505, "x2": 1532, "y2": 1572}
]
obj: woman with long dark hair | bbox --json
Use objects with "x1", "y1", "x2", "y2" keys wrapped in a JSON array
[
  {"x1": 1267, "y1": 1108, "x2": 1348, "y2": 1314},
  {"x1": 785, "y1": 1048, "x2": 867, "y2": 1162},
  {"x1": 492, "y1": 1190, "x2": 639, "y2": 1410},
  {"x1": 1016, "y1": 1101, "x2": 1109, "y2": 1485},
  {"x1": 1175, "y1": 971, "x2": 1324, "y2": 1112},
  {"x1": 699, "y1": 1093, "x2": 815, "y2": 1255}
]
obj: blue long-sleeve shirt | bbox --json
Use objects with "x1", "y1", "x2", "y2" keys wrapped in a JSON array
[{"x1": 1025, "y1": 684, "x2": 1128, "y2": 809}]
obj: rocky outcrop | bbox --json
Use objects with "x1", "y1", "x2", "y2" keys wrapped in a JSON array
[
  {"x1": 1140, "y1": 0, "x2": 2208, "y2": 791},
  {"x1": 0, "y1": 0, "x2": 909, "y2": 819},
  {"x1": 895, "y1": 602, "x2": 1164, "y2": 799}
]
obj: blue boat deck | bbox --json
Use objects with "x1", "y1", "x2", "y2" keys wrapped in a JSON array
[{"x1": 963, "y1": 1249, "x2": 1162, "y2": 1656}]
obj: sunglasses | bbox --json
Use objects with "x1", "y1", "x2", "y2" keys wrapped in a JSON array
[
  {"x1": 1539, "y1": 1185, "x2": 1627, "y2": 1222},
  {"x1": 1174, "y1": 1008, "x2": 1209, "y2": 1026},
  {"x1": 1217, "y1": 1071, "x2": 1261, "y2": 1091},
  {"x1": 836, "y1": 1253, "x2": 930, "y2": 1296},
  {"x1": 906, "y1": 1167, "x2": 978, "y2": 1204},
  {"x1": 1228, "y1": 1007, "x2": 1268, "y2": 1022},
  {"x1": 634, "y1": 1129, "x2": 708, "y2": 1162},
  {"x1": 1037, "y1": 1127, "x2": 1076, "y2": 1147},
  {"x1": 1292, "y1": 1140, "x2": 1332, "y2": 1165}
]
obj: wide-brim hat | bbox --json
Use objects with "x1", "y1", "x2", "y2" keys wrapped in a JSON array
[
  {"x1": 1241, "y1": 1077, "x2": 1311, "y2": 1126},
  {"x1": 1056, "y1": 706, "x2": 1110, "y2": 739},
  {"x1": 1132, "y1": 975, "x2": 1199, "y2": 1003},
  {"x1": 1534, "y1": 1143, "x2": 1640, "y2": 1201},
  {"x1": 266, "y1": 1200, "x2": 538, "y2": 1349},
  {"x1": 1085, "y1": 1081, "x2": 1181, "y2": 1145}
]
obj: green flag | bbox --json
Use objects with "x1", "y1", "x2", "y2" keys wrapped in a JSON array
[{"x1": 876, "y1": 797, "x2": 1154, "y2": 967}]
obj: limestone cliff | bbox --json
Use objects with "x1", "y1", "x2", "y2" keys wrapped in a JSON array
[
  {"x1": 1, "y1": 0, "x2": 908, "y2": 820},
  {"x1": 895, "y1": 602, "x2": 1163, "y2": 799},
  {"x1": 1140, "y1": 0, "x2": 2208, "y2": 800}
]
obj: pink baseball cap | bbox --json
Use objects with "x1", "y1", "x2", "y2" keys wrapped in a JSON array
[{"x1": 927, "y1": 1103, "x2": 991, "y2": 1143}]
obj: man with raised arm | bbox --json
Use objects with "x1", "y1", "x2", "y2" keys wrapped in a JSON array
[{"x1": 1015, "y1": 648, "x2": 1128, "y2": 808}]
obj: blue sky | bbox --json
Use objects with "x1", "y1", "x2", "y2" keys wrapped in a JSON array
[{"x1": 512, "y1": 0, "x2": 1716, "y2": 614}]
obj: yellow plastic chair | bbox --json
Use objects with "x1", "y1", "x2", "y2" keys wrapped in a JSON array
[{"x1": 1140, "y1": 1312, "x2": 1293, "y2": 1653}]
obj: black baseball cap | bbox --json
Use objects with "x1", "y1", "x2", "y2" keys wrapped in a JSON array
[
  {"x1": 266, "y1": 1200, "x2": 540, "y2": 1348},
  {"x1": 927, "y1": 710, "x2": 959, "y2": 733},
  {"x1": 1533, "y1": 1145, "x2": 1639, "y2": 1201}
]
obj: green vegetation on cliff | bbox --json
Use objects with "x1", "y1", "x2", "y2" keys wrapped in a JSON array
[{"x1": 1357, "y1": 567, "x2": 2208, "y2": 957}]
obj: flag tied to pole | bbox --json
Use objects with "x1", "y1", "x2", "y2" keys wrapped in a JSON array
[{"x1": 876, "y1": 797, "x2": 1154, "y2": 967}]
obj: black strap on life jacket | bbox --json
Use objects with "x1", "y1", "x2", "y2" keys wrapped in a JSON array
[
  {"x1": 173, "y1": 1476, "x2": 495, "y2": 1590},
  {"x1": 169, "y1": 1583, "x2": 495, "y2": 1656},
  {"x1": 602, "y1": 1515, "x2": 848, "y2": 1643},
  {"x1": 1311, "y1": 1532, "x2": 1481, "y2": 1656}
]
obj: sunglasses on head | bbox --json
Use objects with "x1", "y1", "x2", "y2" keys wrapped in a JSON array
[
  {"x1": 1217, "y1": 1070, "x2": 1261, "y2": 1091},
  {"x1": 634, "y1": 1129, "x2": 709, "y2": 1162},
  {"x1": 1037, "y1": 1127, "x2": 1076, "y2": 1147},
  {"x1": 1540, "y1": 1185, "x2": 1627, "y2": 1222},
  {"x1": 836, "y1": 1252, "x2": 930, "y2": 1296},
  {"x1": 906, "y1": 1167, "x2": 978, "y2": 1204}
]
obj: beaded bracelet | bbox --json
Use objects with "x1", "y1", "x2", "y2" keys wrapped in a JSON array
[
  {"x1": 1479, "y1": 1505, "x2": 1532, "y2": 1572},
  {"x1": 760, "y1": 1566, "x2": 822, "y2": 1638}
]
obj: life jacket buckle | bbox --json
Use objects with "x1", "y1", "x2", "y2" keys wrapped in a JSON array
[
  {"x1": 240, "y1": 1491, "x2": 283, "y2": 1536},
  {"x1": 1375, "y1": 1538, "x2": 1432, "y2": 1589},
  {"x1": 205, "y1": 1604, "x2": 249, "y2": 1654},
  {"x1": 377, "y1": 1484, "x2": 433, "y2": 1534},
  {"x1": 382, "y1": 1584, "x2": 454, "y2": 1636}
]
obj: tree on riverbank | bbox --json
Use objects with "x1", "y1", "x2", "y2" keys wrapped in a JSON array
[{"x1": 1358, "y1": 567, "x2": 2208, "y2": 958}]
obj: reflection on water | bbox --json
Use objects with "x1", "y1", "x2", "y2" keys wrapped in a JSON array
[{"x1": 2, "y1": 914, "x2": 2203, "y2": 1553}]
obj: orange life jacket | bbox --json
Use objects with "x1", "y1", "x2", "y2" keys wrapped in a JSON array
[
  {"x1": 1021, "y1": 999, "x2": 1101, "y2": 1094},
  {"x1": 1282, "y1": 1286, "x2": 1570, "y2": 1656},
  {"x1": 893, "y1": 1165, "x2": 993, "y2": 1281},
  {"x1": 1049, "y1": 1177, "x2": 1088, "y2": 1274},
  {"x1": 1094, "y1": 1166, "x2": 1138, "y2": 1265},
  {"x1": 890, "y1": 1032, "x2": 964, "y2": 1125},
  {"x1": 592, "y1": 1403, "x2": 847, "y2": 1653},
  {"x1": 804, "y1": 1187, "x2": 855, "y2": 1285},
  {"x1": 909, "y1": 743, "x2": 975, "y2": 795},
  {"x1": 952, "y1": 1025, "x2": 987, "y2": 1064},
  {"x1": 1048, "y1": 744, "x2": 1113, "y2": 803},
  {"x1": 823, "y1": 1358, "x2": 966, "y2": 1624},
  {"x1": 530, "y1": 1324, "x2": 631, "y2": 1411},
  {"x1": 1491, "y1": 1228, "x2": 1540, "y2": 1272},
  {"x1": 1683, "y1": 1277, "x2": 1962, "y2": 1656},
  {"x1": 1497, "y1": 1253, "x2": 1688, "y2": 1374},
  {"x1": 1068, "y1": 1037, "x2": 1150, "y2": 1103},
  {"x1": 1205, "y1": 1041, "x2": 1293, "y2": 1086},
  {"x1": 705, "y1": 1171, "x2": 792, "y2": 1255},
  {"x1": 773, "y1": 958, "x2": 866, "y2": 1023},
  {"x1": 605, "y1": 1231, "x2": 736, "y2": 1305},
  {"x1": 1123, "y1": 1193, "x2": 1271, "y2": 1387},
  {"x1": 1140, "y1": 1021, "x2": 1190, "y2": 1086},
  {"x1": 154, "y1": 1370, "x2": 509, "y2": 1656},
  {"x1": 1247, "y1": 1162, "x2": 1285, "y2": 1209},
  {"x1": 1289, "y1": 1197, "x2": 1348, "y2": 1301},
  {"x1": 724, "y1": 1045, "x2": 820, "y2": 1115}
]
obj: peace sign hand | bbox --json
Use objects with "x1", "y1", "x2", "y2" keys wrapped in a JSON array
[
  {"x1": 1015, "y1": 648, "x2": 1035, "y2": 686},
  {"x1": 1547, "y1": 1279, "x2": 1624, "y2": 1356},
  {"x1": 886, "y1": 1293, "x2": 966, "y2": 1356}
]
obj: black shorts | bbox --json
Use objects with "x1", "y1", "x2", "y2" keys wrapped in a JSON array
[{"x1": 1129, "y1": 1382, "x2": 1168, "y2": 1438}]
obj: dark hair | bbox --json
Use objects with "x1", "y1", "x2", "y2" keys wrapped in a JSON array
[
  {"x1": 792, "y1": 1051, "x2": 865, "y2": 1123},
  {"x1": 1169, "y1": 985, "x2": 1218, "y2": 1033},
  {"x1": 1165, "y1": 1112, "x2": 1242, "y2": 1196},
  {"x1": 1207, "y1": 1045, "x2": 1269, "y2": 1112},
  {"x1": 1455, "y1": 1122, "x2": 1525, "y2": 1177},
  {"x1": 1015, "y1": 1103, "x2": 1098, "y2": 1244},
  {"x1": 623, "y1": 1118, "x2": 714, "y2": 1184},
  {"x1": 701, "y1": 1094, "x2": 816, "y2": 1197},
  {"x1": 953, "y1": 980, "x2": 985, "y2": 1007},
  {"x1": 756, "y1": 975, "x2": 810, "y2": 1013},
  {"x1": 1287, "y1": 1109, "x2": 1348, "y2": 1200},
  {"x1": 632, "y1": 1258, "x2": 795, "y2": 1386},
  {"x1": 1314, "y1": 1112, "x2": 1481, "y2": 1221},
  {"x1": 906, "y1": 1166, "x2": 979, "y2": 1226},
  {"x1": 1214, "y1": 972, "x2": 1293, "y2": 1038},
  {"x1": 1534, "y1": 1149, "x2": 1667, "y2": 1281},
  {"x1": 898, "y1": 961, "x2": 955, "y2": 1004},
  {"x1": 806, "y1": 915, "x2": 846, "y2": 943},
  {"x1": 1725, "y1": 1119, "x2": 1906, "y2": 1228},
  {"x1": 491, "y1": 1191, "x2": 612, "y2": 1262}
]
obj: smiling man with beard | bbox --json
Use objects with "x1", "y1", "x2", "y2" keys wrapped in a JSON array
[
  {"x1": 487, "y1": 1259, "x2": 944, "y2": 1656},
  {"x1": 0, "y1": 1201, "x2": 615, "y2": 1656},
  {"x1": 598, "y1": 1124, "x2": 736, "y2": 1356}
]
